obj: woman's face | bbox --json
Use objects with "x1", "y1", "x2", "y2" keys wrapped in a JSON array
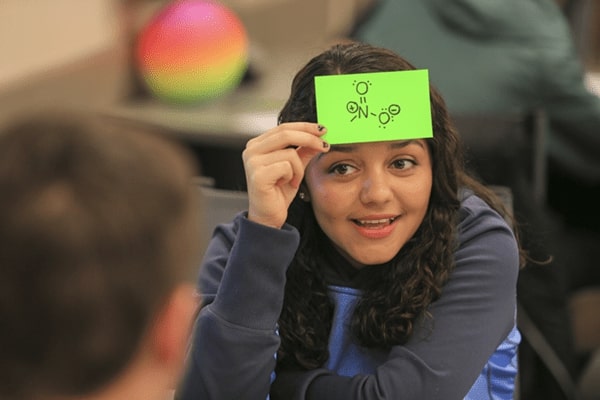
[{"x1": 304, "y1": 139, "x2": 432, "y2": 268}]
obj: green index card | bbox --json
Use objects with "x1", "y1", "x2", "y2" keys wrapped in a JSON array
[{"x1": 315, "y1": 70, "x2": 433, "y2": 145}]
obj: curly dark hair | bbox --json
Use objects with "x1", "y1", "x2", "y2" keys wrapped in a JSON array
[{"x1": 275, "y1": 42, "x2": 522, "y2": 371}]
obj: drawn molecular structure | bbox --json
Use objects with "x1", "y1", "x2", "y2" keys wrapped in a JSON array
[{"x1": 346, "y1": 80, "x2": 401, "y2": 128}]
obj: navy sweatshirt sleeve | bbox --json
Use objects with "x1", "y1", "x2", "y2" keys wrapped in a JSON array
[
  {"x1": 271, "y1": 194, "x2": 520, "y2": 399},
  {"x1": 177, "y1": 213, "x2": 300, "y2": 400}
]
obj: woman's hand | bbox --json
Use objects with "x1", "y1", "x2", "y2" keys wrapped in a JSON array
[{"x1": 242, "y1": 122, "x2": 329, "y2": 228}]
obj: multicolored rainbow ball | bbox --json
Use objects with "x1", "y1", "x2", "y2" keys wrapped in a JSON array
[{"x1": 135, "y1": 0, "x2": 249, "y2": 104}]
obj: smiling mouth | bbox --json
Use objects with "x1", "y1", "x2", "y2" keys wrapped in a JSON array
[{"x1": 352, "y1": 217, "x2": 398, "y2": 228}]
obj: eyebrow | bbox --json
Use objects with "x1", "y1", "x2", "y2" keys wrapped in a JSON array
[{"x1": 328, "y1": 140, "x2": 425, "y2": 153}]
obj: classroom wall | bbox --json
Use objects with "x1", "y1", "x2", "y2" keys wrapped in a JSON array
[
  {"x1": 0, "y1": 0, "x2": 376, "y2": 93},
  {"x1": 0, "y1": 0, "x2": 119, "y2": 92}
]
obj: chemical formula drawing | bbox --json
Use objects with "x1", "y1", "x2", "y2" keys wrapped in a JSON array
[
  {"x1": 315, "y1": 69, "x2": 432, "y2": 144},
  {"x1": 346, "y1": 80, "x2": 401, "y2": 129}
]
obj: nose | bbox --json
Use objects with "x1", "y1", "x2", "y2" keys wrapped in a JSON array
[{"x1": 359, "y1": 169, "x2": 393, "y2": 205}]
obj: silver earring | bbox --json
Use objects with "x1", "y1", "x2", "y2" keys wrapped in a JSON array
[{"x1": 298, "y1": 192, "x2": 306, "y2": 200}]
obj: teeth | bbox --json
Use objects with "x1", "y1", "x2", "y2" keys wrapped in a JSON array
[{"x1": 356, "y1": 217, "x2": 395, "y2": 226}]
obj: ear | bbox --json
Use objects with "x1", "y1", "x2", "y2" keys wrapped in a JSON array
[{"x1": 148, "y1": 283, "x2": 198, "y2": 382}]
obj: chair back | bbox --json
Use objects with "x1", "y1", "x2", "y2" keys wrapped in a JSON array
[
  {"x1": 197, "y1": 184, "x2": 248, "y2": 256},
  {"x1": 451, "y1": 111, "x2": 547, "y2": 206}
]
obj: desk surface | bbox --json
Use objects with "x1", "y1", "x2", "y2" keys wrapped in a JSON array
[{"x1": 107, "y1": 90, "x2": 281, "y2": 147}]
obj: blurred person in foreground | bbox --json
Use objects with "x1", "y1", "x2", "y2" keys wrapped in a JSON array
[{"x1": 0, "y1": 112, "x2": 202, "y2": 400}]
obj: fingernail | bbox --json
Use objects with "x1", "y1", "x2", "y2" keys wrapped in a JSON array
[{"x1": 317, "y1": 124, "x2": 325, "y2": 132}]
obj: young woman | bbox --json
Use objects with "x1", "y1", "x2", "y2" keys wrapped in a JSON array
[{"x1": 178, "y1": 42, "x2": 524, "y2": 400}]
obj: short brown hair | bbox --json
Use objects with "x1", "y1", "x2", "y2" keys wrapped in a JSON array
[{"x1": 0, "y1": 112, "x2": 200, "y2": 398}]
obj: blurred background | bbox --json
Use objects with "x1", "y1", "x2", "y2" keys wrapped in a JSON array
[
  {"x1": 1, "y1": 1, "x2": 599, "y2": 399},
  {"x1": 0, "y1": 0, "x2": 377, "y2": 191},
  {"x1": 0, "y1": 0, "x2": 373, "y2": 125},
  {"x1": 0, "y1": 0, "x2": 598, "y2": 187}
]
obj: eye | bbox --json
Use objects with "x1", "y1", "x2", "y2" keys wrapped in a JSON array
[
  {"x1": 392, "y1": 158, "x2": 417, "y2": 170},
  {"x1": 329, "y1": 163, "x2": 357, "y2": 176}
]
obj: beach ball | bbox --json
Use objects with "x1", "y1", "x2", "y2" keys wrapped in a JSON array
[{"x1": 135, "y1": 0, "x2": 249, "y2": 104}]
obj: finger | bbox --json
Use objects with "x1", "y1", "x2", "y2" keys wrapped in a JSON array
[
  {"x1": 245, "y1": 123, "x2": 328, "y2": 156},
  {"x1": 261, "y1": 122, "x2": 326, "y2": 139},
  {"x1": 250, "y1": 159, "x2": 295, "y2": 192},
  {"x1": 246, "y1": 148, "x2": 306, "y2": 189}
]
